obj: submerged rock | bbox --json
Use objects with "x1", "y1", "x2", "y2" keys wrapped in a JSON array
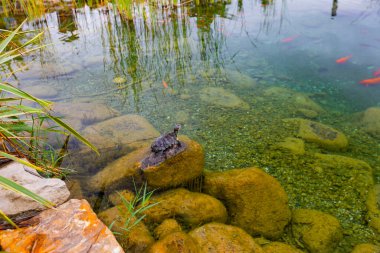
[
  {"x1": 351, "y1": 243, "x2": 380, "y2": 253},
  {"x1": 68, "y1": 114, "x2": 159, "y2": 174},
  {"x1": 143, "y1": 188, "x2": 227, "y2": 228},
  {"x1": 199, "y1": 87, "x2": 250, "y2": 109},
  {"x1": 203, "y1": 168, "x2": 291, "y2": 239},
  {"x1": 274, "y1": 137, "x2": 305, "y2": 155},
  {"x1": 189, "y1": 222, "x2": 264, "y2": 253},
  {"x1": 284, "y1": 118, "x2": 348, "y2": 151},
  {"x1": 366, "y1": 184, "x2": 380, "y2": 233},
  {"x1": 263, "y1": 87, "x2": 324, "y2": 115},
  {"x1": 22, "y1": 84, "x2": 59, "y2": 98},
  {"x1": 360, "y1": 107, "x2": 380, "y2": 138},
  {"x1": 262, "y1": 242, "x2": 305, "y2": 253},
  {"x1": 0, "y1": 161, "x2": 70, "y2": 217},
  {"x1": 291, "y1": 209, "x2": 343, "y2": 253},
  {"x1": 98, "y1": 205, "x2": 154, "y2": 253},
  {"x1": 0, "y1": 199, "x2": 124, "y2": 253},
  {"x1": 86, "y1": 142, "x2": 150, "y2": 192},
  {"x1": 225, "y1": 69, "x2": 258, "y2": 88},
  {"x1": 52, "y1": 101, "x2": 120, "y2": 126},
  {"x1": 141, "y1": 135, "x2": 204, "y2": 189},
  {"x1": 148, "y1": 232, "x2": 200, "y2": 253}
]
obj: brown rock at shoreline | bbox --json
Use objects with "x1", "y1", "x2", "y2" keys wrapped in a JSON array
[
  {"x1": 98, "y1": 205, "x2": 154, "y2": 253},
  {"x1": 143, "y1": 188, "x2": 227, "y2": 229},
  {"x1": 189, "y1": 222, "x2": 264, "y2": 253},
  {"x1": 203, "y1": 168, "x2": 291, "y2": 239},
  {"x1": 148, "y1": 232, "x2": 200, "y2": 253},
  {"x1": 141, "y1": 135, "x2": 204, "y2": 189},
  {"x1": 291, "y1": 209, "x2": 343, "y2": 253}
]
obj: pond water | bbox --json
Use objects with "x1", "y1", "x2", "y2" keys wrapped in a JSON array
[{"x1": 1, "y1": 0, "x2": 380, "y2": 251}]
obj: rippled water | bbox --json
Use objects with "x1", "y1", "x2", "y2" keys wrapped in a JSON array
[{"x1": 1, "y1": 0, "x2": 380, "y2": 251}]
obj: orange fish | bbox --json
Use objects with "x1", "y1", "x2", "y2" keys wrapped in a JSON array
[
  {"x1": 281, "y1": 35, "x2": 299, "y2": 43},
  {"x1": 373, "y1": 68, "x2": 380, "y2": 77},
  {"x1": 335, "y1": 55, "x2": 352, "y2": 64},
  {"x1": 359, "y1": 77, "x2": 380, "y2": 86},
  {"x1": 162, "y1": 80, "x2": 168, "y2": 88}
]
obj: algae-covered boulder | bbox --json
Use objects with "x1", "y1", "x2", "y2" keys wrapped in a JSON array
[
  {"x1": 366, "y1": 184, "x2": 380, "y2": 233},
  {"x1": 86, "y1": 143, "x2": 150, "y2": 192},
  {"x1": 98, "y1": 205, "x2": 154, "y2": 253},
  {"x1": 199, "y1": 87, "x2": 250, "y2": 109},
  {"x1": 274, "y1": 137, "x2": 305, "y2": 155},
  {"x1": 203, "y1": 168, "x2": 291, "y2": 239},
  {"x1": 263, "y1": 87, "x2": 324, "y2": 117},
  {"x1": 312, "y1": 153, "x2": 373, "y2": 198},
  {"x1": 189, "y1": 222, "x2": 264, "y2": 253},
  {"x1": 291, "y1": 209, "x2": 343, "y2": 253},
  {"x1": 143, "y1": 188, "x2": 227, "y2": 228},
  {"x1": 225, "y1": 69, "x2": 258, "y2": 89},
  {"x1": 284, "y1": 118, "x2": 348, "y2": 151},
  {"x1": 148, "y1": 232, "x2": 200, "y2": 253},
  {"x1": 262, "y1": 242, "x2": 305, "y2": 253},
  {"x1": 154, "y1": 219, "x2": 182, "y2": 240},
  {"x1": 360, "y1": 107, "x2": 380, "y2": 138},
  {"x1": 141, "y1": 135, "x2": 204, "y2": 189},
  {"x1": 351, "y1": 243, "x2": 380, "y2": 253}
]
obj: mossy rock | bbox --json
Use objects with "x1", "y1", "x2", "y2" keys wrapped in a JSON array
[
  {"x1": 148, "y1": 232, "x2": 200, "y2": 253},
  {"x1": 351, "y1": 243, "x2": 380, "y2": 253},
  {"x1": 154, "y1": 219, "x2": 182, "y2": 240},
  {"x1": 143, "y1": 188, "x2": 227, "y2": 229},
  {"x1": 86, "y1": 143, "x2": 151, "y2": 192},
  {"x1": 284, "y1": 118, "x2": 348, "y2": 151},
  {"x1": 141, "y1": 135, "x2": 204, "y2": 189},
  {"x1": 262, "y1": 242, "x2": 305, "y2": 253},
  {"x1": 291, "y1": 209, "x2": 343, "y2": 253},
  {"x1": 360, "y1": 107, "x2": 380, "y2": 138},
  {"x1": 98, "y1": 205, "x2": 154, "y2": 253},
  {"x1": 203, "y1": 168, "x2": 291, "y2": 239},
  {"x1": 274, "y1": 137, "x2": 305, "y2": 155},
  {"x1": 189, "y1": 222, "x2": 264, "y2": 253},
  {"x1": 366, "y1": 185, "x2": 380, "y2": 233}
]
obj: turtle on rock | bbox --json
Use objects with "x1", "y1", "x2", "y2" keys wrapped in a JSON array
[
  {"x1": 141, "y1": 124, "x2": 186, "y2": 169},
  {"x1": 151, "y1": 124, "x2": 181, "y2": 153}
]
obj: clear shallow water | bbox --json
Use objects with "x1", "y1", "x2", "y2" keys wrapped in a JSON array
[{"x1": 1, "y1": 0, "x2": 380, "y2": 251}]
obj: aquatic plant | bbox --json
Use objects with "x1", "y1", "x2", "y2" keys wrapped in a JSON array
[
  {"x1": 110, "y1": 181, "x2": 160, "y2": 235},
  {"x1": 0, "y1": 20, "x2": 98, "y2": 227}
]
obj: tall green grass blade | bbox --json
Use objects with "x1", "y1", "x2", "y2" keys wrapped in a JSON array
[
  {"x1": 0, "y1": 20, "x2": 27, "y2": 54},
  {"x1": 0, "y1": 209, "x2": 18, "y2": 228},
  {"x1": 0, "y1": 151, "x2": 45, "y2": 173},
  {"x1": 0, "y1": 83, "x2": 51, "y2": 107},
  {"x1": 46, "y1": 115, "x2": 99, "y2": 154}
]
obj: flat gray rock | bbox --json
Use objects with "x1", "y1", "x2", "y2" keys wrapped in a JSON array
[{"x1": 0, "y1": 161, "x2": 70, "y2": 216}]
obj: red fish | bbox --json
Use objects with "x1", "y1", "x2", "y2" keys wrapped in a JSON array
[
  {"x1": 335, "y1": 55, "x2": 352, "y2": 64},
  {"x1": 359, "y1": 77, "x2": 380, "y2": 86},
  {"x1": 162, "y1": 80, "x2": 168, "y2": 88},
  {"x1": 281, "y1": 35, "x2": 299, "y2": 43},
  {"x1": 373, "y1": 68, "x2": 380, "y2": 77}
]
